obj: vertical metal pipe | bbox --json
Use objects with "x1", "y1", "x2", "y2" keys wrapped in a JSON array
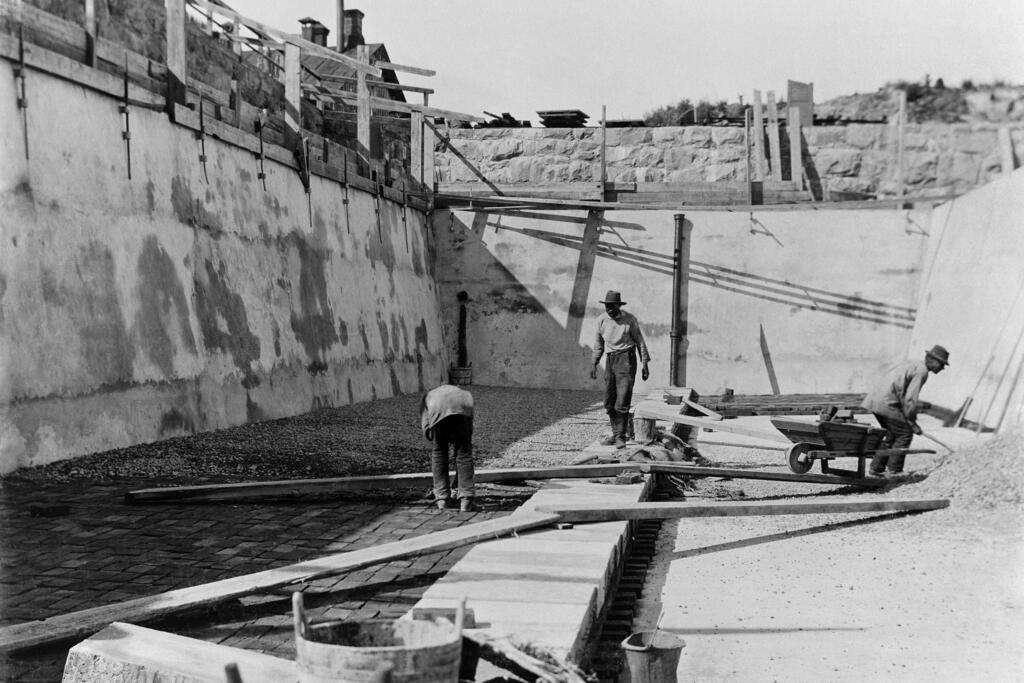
[{"x1": 670, "y1": 214, "x2": 691, "y2": 387}]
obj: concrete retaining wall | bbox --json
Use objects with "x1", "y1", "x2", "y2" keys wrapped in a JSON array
[
  {"x1": 909, "y1": 169, "x2": 1024, "y2": 428},
  {"x1": 434, "y1": 206, "x2": 930, "y2": 395},
  {"x1": 437, "y1": 123, "x2": 1024, "y2": 197},
  {"x1": 0, "y1": 62, "x2": 447, "y2": 473}
]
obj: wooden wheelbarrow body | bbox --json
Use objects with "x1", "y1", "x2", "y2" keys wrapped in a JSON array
[{"x1": 769, "y1": 417, "x2": 935, "y2": 478}]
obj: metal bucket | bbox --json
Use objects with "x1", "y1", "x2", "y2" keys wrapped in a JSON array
[
  {"x1": 293, "y1": 593, "x2": 462, "y2": 683},
  {"x1": 621, "y1": 630, "x2": 685, "y2": 683}
]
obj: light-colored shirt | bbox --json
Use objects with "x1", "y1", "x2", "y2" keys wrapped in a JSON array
[
  {"x1": 421, "y1": 385, "x2": 474, "y2": 439},
  {"x1": 861, "y1": 359, "x2": 929, "y2": 423},
  {"x1": 592, "y1": 311, "x2": 650, "y2": 365}
]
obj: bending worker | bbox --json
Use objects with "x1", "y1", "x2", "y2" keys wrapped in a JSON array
[
  {"x1": 589, "y1": 290, "x2": 651, "y2": 447},
  {"x1": 420, "y1": 383, "x2": 476, "y2": 512},
  {"x1": 863, "y1": 344, "x2": 949, "y2": 477}
]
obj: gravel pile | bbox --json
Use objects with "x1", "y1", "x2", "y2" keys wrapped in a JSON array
[
  {"x1": 911, "y1": 427, "x2": 1024, "y2": 510},
  {"x1": 2, "y1": 387, "x2": 608, "y2": 487}
]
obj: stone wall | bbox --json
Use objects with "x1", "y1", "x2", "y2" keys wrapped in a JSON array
[
  {"x1": 0, "y1": 62, "x2": 446, "y2": 473},
  {"x1": 436, "y1": 123, "x2": 1024, "y2": 198}
]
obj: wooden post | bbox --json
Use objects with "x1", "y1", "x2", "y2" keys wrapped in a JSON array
[
  {"x1": 411, "y1": 110, "x2": 424, "y2": 188},
  {"x1": 744, "y1": 107, "x2": 753, "y2": 203},
  {"x1": 566, "y1": 210, "x2": 603, "y2": 342},
  {"x1": 767, "y1": 91, "x2": 782, "y2": 181},
  {"x1": 751, "y1": 90, "x2": 766, "y2": 180},
  {"x1": 84, "y1": 0, "x2": 97, "y2": 67},
  {"x1": 999, "y1": 126, "x2": 1016, "y2": 175},
  {"x1": 670, "y1": 214, "x2": 691, "y2": 387},
  {"x1": 356, "y1": 44, "x2": 371, "y2": 163},
  {"x1": 423, "y1": 111, "x2": 436, "y2": 191},
  {"x1": 600, "y1": 104, "x2": 607, "y2": 198},
  {"x1": 283, "y1": 42, "x2": 301, "y2": 135},
  {"x1": 895, "y1": 89, "x2": 906, "y2": 198},
  {"x1": 788, "y1": 106, "x2": 802, "y2": 186},
  {"x1": 759, "y1": 324, "x2": 780, "y2": 395},
  {"x1": 164, "y1": 0, "x2": 187, "y2": 114}
]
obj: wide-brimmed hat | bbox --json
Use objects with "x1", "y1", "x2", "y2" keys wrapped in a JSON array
[
  {"x1": 600, "y1": 290, "x2": 626, "y2": 305},
  {"x1": 926, "y1": 344, "x2": 950, "y2": 366}
]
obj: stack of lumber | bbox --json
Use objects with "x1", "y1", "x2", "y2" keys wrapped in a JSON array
[
  {"x1": 694, "y1": 393, "x2": 868, "y2": 417},
  {"x1": 537, "y1": 109, "x2": 589, "y2": 127}
]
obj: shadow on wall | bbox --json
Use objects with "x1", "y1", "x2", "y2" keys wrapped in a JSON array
[
  {"x1": 437, "y1": 213, "x2": 601, "y2": 388},
  {"x1": 499, "y1": 222, "x2": 915, "y2": 330}
]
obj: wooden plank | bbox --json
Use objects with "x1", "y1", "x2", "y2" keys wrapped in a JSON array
[
  {"x1": 411, "y1": 109, "x2": 424, "y2": 186},
  {"x1": 642, "y1": 462, "x2": 885, "y2": 488},
  {"x1": 565, "y1": 210, "x2": 603, "y2": 342},
  {"x1": 752, "y1": 89, "x2": 766, "y2": 180},
  {"x1": 374, "y1": 60, "x2": 435, "y2": 77},
  {"x1": 316, "y1": 73, "x2": 435, "y2": 95},
  {"x1": 283, "y1": 41, "x2": 301, "y2": 134},
  {"x1": 759, "y1": 323, "x2": 781, "y2": 395},
  {"x1": 681, "y1": 399, "x2": 722, "y2": 421},
  {"x1": 83, "y1": 0, "x2": 96, "y2": 67},
  {"x1": 632, "y1": 400, "x2": 791, "y2": 443},
  {"x1": 356, "y1": 44, "x2": 371, "y2": 159},
  {"x1": 895, "y1": 89, "x2": 907, "y2": 197},
  {"x1": 536, "y1": 498, "x2": 949, "y2": 523},
  {"x1": 124, "y1": 463, "x2": 644, "y2": 504},
  {"x1": 188, "y1": 0, "x2": 381, "y2": 77},
  {"x1": 165, "y1": 0, "x2": 187, "y2": 108},
  {"x1": 0, "y1": 35, "x2": 164, "y2": 109},
  {"x1": 0, "y1": 511, "x2": 561, "y2": 653},
  {"x1": 328, "y1": 90, "x2": 484, "y2": 123},
  {"x1": 788, "y1": 106, "x2": 802, "y2": 185},
  {"x1": 767, "y1": 91, "x2": 783, "y2": 181}
]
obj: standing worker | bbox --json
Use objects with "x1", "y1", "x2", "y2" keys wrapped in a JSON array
[
  {"x1": 863, "y1": 344, "x2": 949, "y2": 477},
  {"x1": 589, "y1": 290, "x2": 651, "y2": 447},
  {"x1": 421, "y1": 384, "x2": 476, "y2": 512}
]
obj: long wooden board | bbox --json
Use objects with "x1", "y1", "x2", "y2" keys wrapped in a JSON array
[
  {"x1": 125, "y1": 463, "x2": 642, "y2": 504},
  {"x1": 0, "y1": 511, "x2": 561, "y2": 653},
  {"x1": 537, "y1": 498, "x2": 949, "y2": 523},
  {"x1": 641, "y1": 463, "x2": 885, "y2": 488},
  {"x1": 632, "y1": 400, "x2": 791, "y2": 443}
]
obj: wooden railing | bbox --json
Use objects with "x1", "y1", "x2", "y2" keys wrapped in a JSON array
[{"x1": 1, "y1": 0, "x2": 484, "y2": 198}]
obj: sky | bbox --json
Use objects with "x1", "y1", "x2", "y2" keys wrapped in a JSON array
[{"x1": 229, "y1": 0, "x2": 1024, "y2": 125}]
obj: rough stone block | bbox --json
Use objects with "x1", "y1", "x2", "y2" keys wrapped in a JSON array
[
  {"x1": 61, "y1": 622, "x2": 296, "y2": 683},
  {"x1": 652, "y1": 127, "x2": 685, "y2": 143},
  {"x1": 815, "y1": 149, "x2": 863, "y2": 176},
  {"x1": 682, "y1": 127, "x2": 713, "y2": 148},
  {"x1": 664, "y1": 147, "x2": 695, "y2": 169},
  {"x1": 904, "y1": 151, "x2": 939, "y2": 184},
  {"x1": 711, "y1": 127, "x2": 744, "y2": 145},
  {"x1": 634, "y1": 147, "x2": 665, "y2": 167},
  {"x1": 844, "y1": 124, "x2": 884, "y2": 149},
  {"x1": 706, "y1": 163, "x2": 738, "y2": 182}
]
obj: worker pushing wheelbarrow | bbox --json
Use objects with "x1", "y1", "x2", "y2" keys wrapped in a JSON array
[
  {"x1": 772, "y1": 344, "x2": 952, "y2": 479},
  {"x1": 770, "y1": 413, "x2": 934, "y2": 479}
]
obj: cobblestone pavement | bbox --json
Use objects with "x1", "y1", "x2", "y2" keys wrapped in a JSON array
[
  {"x1": 0, "y1": 388, "x2": 610, "y2": 682},
  {"x1": 0, "y1": 478, "x2": 533, "y2": 682}
]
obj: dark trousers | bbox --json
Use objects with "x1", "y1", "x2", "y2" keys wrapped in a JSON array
[
  {"x1": 604, "y1": 350, "x2": 637, "y2": 427},
  {"x1": 870, "y1": 412, "x2": 914, "y2": 473},
  {"x1": 431, "y1": 415, "x2": 474, "y2": 500}
]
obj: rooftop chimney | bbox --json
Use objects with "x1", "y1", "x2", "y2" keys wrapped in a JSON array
[
  {"x1": 298, "y1": 18, "x2": 329, "y2": 47},
  {"x1": 342, "y1": 9, "x2": 364, "y2": 51}
]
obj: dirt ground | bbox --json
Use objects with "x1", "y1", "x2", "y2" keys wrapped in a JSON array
[{"x1": 634, "y1": 415, "x2": 1024, "y2": 683}]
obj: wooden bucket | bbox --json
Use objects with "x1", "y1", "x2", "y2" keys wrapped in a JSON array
[
  {"x1": 293, "y1": 593, "x2": 463, "y2": 683},
  {"x1": 448, "y1": 366, "x2": 472, "y2": 385}
]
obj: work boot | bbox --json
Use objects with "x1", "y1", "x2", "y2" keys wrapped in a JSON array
[
  {"x1": 601, "y1": 411, "x2": 622, "y2": 446},
  {"x1": 459, "y1": 498, "x2": 475, "y2": 513},
  {"x1": 436, "y1": 499, "x2": 449, "y2": 510}
]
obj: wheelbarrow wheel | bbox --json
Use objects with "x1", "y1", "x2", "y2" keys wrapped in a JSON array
[{"x1": 787, "y1": 442, "x2": 815, "y2": 474}]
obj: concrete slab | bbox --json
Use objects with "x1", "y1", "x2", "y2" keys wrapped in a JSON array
[
  {"x1": 61, "y1": 622, "x2": 296, "y2": 683},
  {"x1": 410, "y1": 478, "x2": 649, "y2": 664}
]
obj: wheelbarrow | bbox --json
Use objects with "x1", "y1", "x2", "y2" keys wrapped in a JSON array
[{"x1": 769, "y1": 416, "x2": 935, "y2": 478}]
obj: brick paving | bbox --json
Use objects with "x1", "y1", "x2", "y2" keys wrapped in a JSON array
[{"x1": 0, "y1": 479, "x2": 523, "y2": 682}]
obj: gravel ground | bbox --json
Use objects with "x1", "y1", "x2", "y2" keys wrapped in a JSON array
[{"x1": 2, "y1": 387, "x2": 611, "y2": 489}]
